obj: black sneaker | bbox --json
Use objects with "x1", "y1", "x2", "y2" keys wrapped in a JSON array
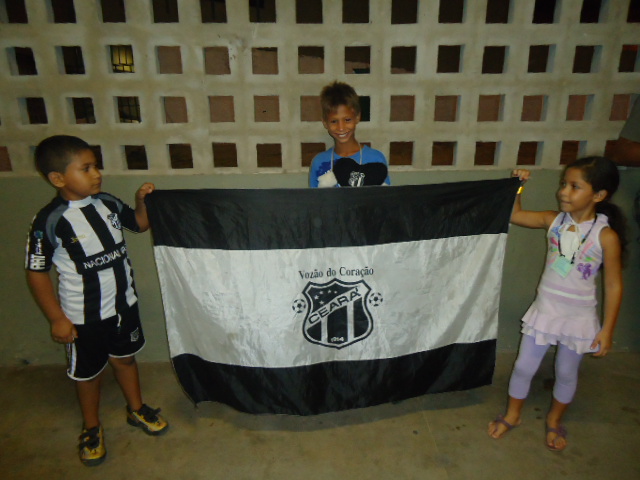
[
  {"x1": 78, "y1": 425, "x2": 106, "y2": 467},
  {"x1": 126, "y1": 404, "x2": 169, "y2": 436}
]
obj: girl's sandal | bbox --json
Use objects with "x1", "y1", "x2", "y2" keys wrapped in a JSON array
[
  {"x1": 488, "y1": 414, "x2": 518, "y2": 439},
  {"x1": 545, "y1": 424, "x2": 568, "y2": 452}
]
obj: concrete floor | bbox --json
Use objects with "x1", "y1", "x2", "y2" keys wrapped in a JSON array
[{"x1": 1, "y1": 352, "x2": 639, "y2": 480}]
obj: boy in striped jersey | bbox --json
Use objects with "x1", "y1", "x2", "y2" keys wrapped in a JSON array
[{"x1": 25, "y1": 135, "x2": 168, "y2": 467}]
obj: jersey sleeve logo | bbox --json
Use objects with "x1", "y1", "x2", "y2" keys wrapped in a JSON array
[
  {"x1": 28, "y1": 254, "x2": 47, "y2": 270},
  {"x1": 108, "y1": 213, "x2": 122, "y2": 230},
  {"x1": 28, "y1": 230, "x2": 47, "y2": 270}
]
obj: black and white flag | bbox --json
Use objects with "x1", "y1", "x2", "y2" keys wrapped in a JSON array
[{"x1": 147, "y1": 179, "x2": 520, "y2": 415}]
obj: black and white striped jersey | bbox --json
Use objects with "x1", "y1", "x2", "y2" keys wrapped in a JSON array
[{"x1": 26, "y1": 192, "x2": 140, "y2": 324}]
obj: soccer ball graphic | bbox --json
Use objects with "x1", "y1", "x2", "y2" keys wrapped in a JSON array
[
  {"x1": 292, "y1": 298, "x2": 306, "y2": 314},
  {"x1": 368, "y1": 292, "x2": 383, "y2": 307}
]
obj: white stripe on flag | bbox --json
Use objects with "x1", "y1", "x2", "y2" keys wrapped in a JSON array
[{"x1": 155, "y1": 233, "x2": 506, "y2": 368}]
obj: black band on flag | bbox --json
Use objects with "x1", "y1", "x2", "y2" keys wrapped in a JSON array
[
  {"x1": 147, "y1": 178, "x2": 520, "y2": 250},
  {"x1": 172, "y1": 340, "x2": 496, "y2": 415}
]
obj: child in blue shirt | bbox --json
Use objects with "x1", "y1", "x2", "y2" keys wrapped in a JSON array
[{"x1": 309, "y1": 81, "x2": 390, "y2": 187}]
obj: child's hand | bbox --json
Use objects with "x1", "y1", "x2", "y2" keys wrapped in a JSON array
[
  {"x1": 136, "y1": 182, "x2": 155, "y2": 201},
  {"x1": 591, "y1": 330, "x2": 613, "y2": 357},
  {"x1": 511, "y1": 169, "x2": 531, "y2": 183},
  {"x1": 134, "y1": 183, "x2": 155, "y2": 232},
  {"x1": 51, "y1": 317, "x2": 78, "y2": 344}
]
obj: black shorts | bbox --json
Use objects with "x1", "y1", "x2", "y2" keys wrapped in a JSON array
[{"x1": 66, "y1": 303, "x2": 146, "y2": 381}]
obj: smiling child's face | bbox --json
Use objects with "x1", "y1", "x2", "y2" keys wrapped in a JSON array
[{"x1": 322, "y1": 105, "x2": 360, "y2": 146}]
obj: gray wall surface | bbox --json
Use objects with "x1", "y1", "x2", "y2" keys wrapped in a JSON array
[
  {"x1": 1, "y1": 1, "x2": 637, "y2": 174},
  {"x1": 2, "y1": 168, "x2": 638, "y2": 367}
]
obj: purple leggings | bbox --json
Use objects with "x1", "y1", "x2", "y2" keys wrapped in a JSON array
[{"x1": 508, "y1": 334, "x2": 584, "y2": 404}]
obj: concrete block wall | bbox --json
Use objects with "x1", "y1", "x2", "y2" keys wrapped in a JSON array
[{"x1": 1, "y1": 0, "x2": 638, "y2": 176}]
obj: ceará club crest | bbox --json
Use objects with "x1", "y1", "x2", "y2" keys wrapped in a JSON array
[{"x1": 299, "y1": 278, "x2": 374, "y2": 349}]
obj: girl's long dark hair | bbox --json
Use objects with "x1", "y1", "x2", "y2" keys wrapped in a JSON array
[{"x1": 564, "y1": 156, "x2": 628, "y2": 260}]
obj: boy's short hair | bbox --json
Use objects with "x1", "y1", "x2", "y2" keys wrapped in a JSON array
[
  {"x1": 320, "y1": 81, "x2": 361, "y2": 119},
  {"x1": 35, "y1": 135, "x2": 91, "y2": 177}
]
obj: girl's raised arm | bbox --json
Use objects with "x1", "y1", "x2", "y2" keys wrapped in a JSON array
[{"x1": 510, "y1": 169, "x2": 557, "y2": 230}]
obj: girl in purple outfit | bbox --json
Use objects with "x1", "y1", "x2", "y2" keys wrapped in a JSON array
[{"x1": 488, "y1": 157, "x2": 626, "y2": 451}]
